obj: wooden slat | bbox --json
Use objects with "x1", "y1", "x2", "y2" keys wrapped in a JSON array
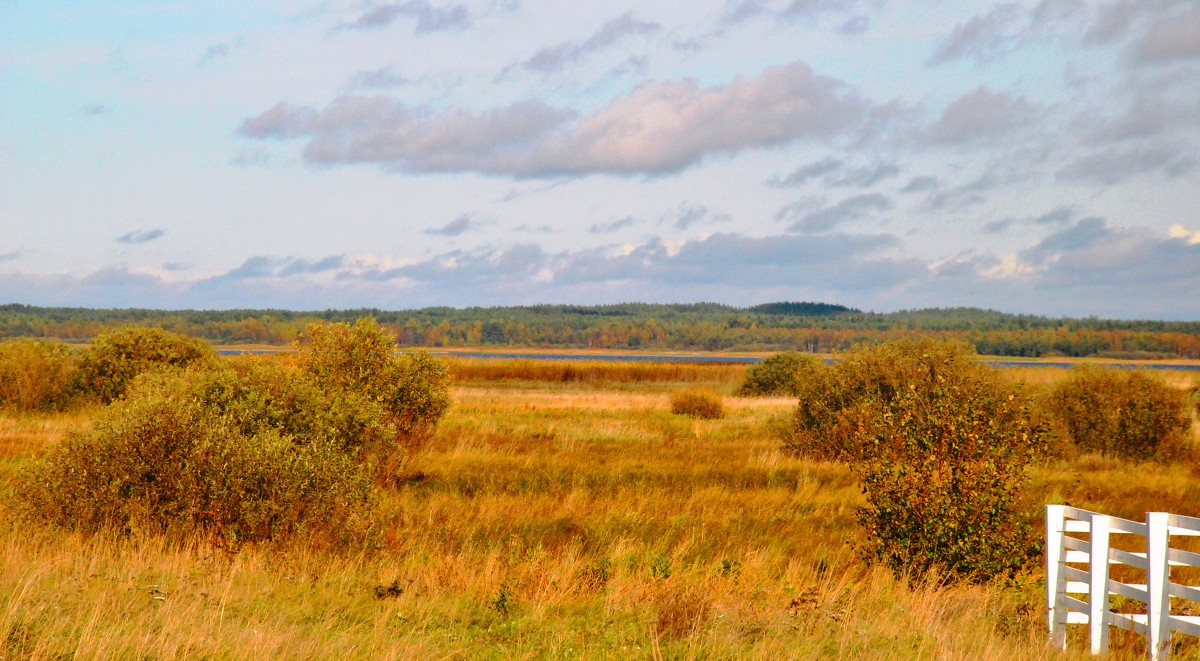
[
  {"x1": 1065, "y1": 581, "x2": 1089, "y2": 594},
  {"x1": 1064, "y1": 550, "x2": 1090, "y2": 563},
  {"x1": 1110, "y1": 547, "x2": 1149, "y2": 570},
  {"x1": 1060, "y1": 595, "x2": 1090, "y2": 615},
  {"x1": 1168, "y1": 615, "x2": 1200, "y2": 638},
  {"x1": 1064, "y1": 611, "x2": 1090, "y2": 625},
  {"x1": 1110, "y1": 518, "x2": 1149, "y2": 536},
  {"x1": 1065, "y1": 520, "x2": 1091, "y2": 533},
  {"x1": 1063, "y1": 566, "x2": 1090, "y2": 584},
  {"x1": 1168, "y1": 582, "x2": 1200, "y2": 602},
  {"x1": 1167, "y1": 547, "x2": 1200, "y2": 568},
  {"x1": 1107, "y1": 579, "x2": 1148, "y2": 601},
  {"x1": 1063, "y1": 506, "x2": 1096, "y2": 521},
  {"x1": 1168, "y1": 513, "x2": 1200, "y2": 535},
  {"x1": 1064, "y1": 536, "x2": 1089, "y2": 552},
  {"x1": 1111, "y1": 612, "x2": 1150, "y2": 635}
]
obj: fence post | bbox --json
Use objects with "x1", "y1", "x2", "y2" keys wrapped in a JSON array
[
  {"x1": 1090, "y1": 513, "x2": 1111, "y2": 654},
  {"x1": 1148, "y1": 512, "x2": 1171, "y2": 661},
  {"x1": 1046, "y1": 505, "x2": 1068, "y2": 650}
]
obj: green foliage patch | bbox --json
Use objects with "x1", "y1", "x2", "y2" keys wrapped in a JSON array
[
  {"x1": 0, "y1": 339, "x2": 78, "y2": 411},
  {"x1": 1045, "y1": 366, "x2": 1192, "y2": 460},
  {"x1": 293, "y1": 317, "x2": 452, "y2": 483},
  {"x1": 736, "y1": 351, "x2": 826, "y2": 397},
  {"x1": 19, "y1": 363, "x2": 375, "y2": 546},
  {"x1": 75, "y1": 326, "x2": 217, "y2": 404},
  {"x1": 785, "y1": 338, "x2": 1047, "y2": 584},
  {"x1": 18, "y1": 317, "x2": 453, "y2": 546}
]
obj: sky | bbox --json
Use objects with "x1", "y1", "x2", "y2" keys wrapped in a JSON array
[{"x1": 2, "y1": 1, "x2": 1199, "y2": 319}]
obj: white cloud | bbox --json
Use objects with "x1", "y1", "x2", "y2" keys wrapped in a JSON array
[{"x1": 239, "y1": 62, "x2": 868, "y2": 177}]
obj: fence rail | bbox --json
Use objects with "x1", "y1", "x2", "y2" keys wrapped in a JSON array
[{"x1": 1047, "y1": 505, "x2": 1200, "y2": 659}]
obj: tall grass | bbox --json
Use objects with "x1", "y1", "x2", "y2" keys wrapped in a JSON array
[{"x1": 1, "y1": 360, "x2": 1197, "y2": 658}]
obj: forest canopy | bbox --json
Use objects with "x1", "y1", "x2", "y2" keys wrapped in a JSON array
[{"x1": 2, "y1": 302, "x2": 1199, "y2": 358}]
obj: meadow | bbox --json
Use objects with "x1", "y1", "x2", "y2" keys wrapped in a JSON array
[{"x1": 2, "y1": 356, "x2": 1199, "y2": 659}]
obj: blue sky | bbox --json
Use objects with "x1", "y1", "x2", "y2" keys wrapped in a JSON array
[{"x1": 2, "y1": 0, "x2": 1199, "y2": 318}]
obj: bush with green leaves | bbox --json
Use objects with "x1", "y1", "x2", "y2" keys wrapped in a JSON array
[
  {"x1": 1045, "y1": 366, "x2": 1191, "y2": 460},
  {"x1": 293, "y1": 318, "x2": 451, "y2": 482},
  {"x1": 785, "y1": 338, "x2": 1047, "y2": 583},
  {"x1": 786, "y1": 338, "x2": 989, "y2": 460},
  {"x1": 19, "y1": 360, "x2": 376, "y2": 546},
  {"x1": 736, "y1": 351, "x2": 826, "y2": 397},
  {"x1": 75, "y1": 326, "x2": 217, "y2": 403},
  {"x1": 0, "y1": 339, "x2": 79, "y2": 411},
  {"x1": 853, "y1": 375, "x2": 1046, "y2": 583},
  {"x1": 670, "y1": 387, "x2": 725, "y2": 419}
]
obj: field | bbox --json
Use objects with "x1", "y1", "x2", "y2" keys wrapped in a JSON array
[{"x1": 2, "y1": 357, "x2": 1199, "y2": 659}]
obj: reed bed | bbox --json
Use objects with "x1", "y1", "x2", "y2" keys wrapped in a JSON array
[{"x1": 444, "y1": 357, "x2": 748, "y2": 389}]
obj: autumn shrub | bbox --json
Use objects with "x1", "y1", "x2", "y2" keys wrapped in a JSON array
[
  {"x1": 1045, "y1": 366, "x2": 1191, "y2": 460},
  {"x1": 786, "y1": 338, "x2": 988, "y2": 460},
  {"x1": 19, "y1": 361, "x2": 376, "y2": 546},
  {"x1": 853, "y1": 376, "x2": 1047, "y2": 584},
  {"x1": 785, "y1": 338, "x2": 1047, "y2": 583},
  {"x1": 736, "y1": 351, "x2": 825, "y2": 397},
  {"x1": 293, "y1": 318, "x2": 451, "y2": 482},
  {"x1": 75, "y1": 326, "x2": 217, "y2": 403},
  {"x1": 670, "y1": 387, "x2": 725, "y2": 419},
  {"x1": 0, "y1": 339, "x2": 79, "y2": 411}
]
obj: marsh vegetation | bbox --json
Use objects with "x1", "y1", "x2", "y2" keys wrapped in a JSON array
[{"x1": 1, "y1": 327, "x2": 1198, "y2": 658}]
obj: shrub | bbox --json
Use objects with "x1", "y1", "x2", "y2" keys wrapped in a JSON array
[
  {"x1": 736, "y1": 351, "x2": 826, "y2": 397},
  {"x1": 853, "y1": 376, "x2": 1046, "y2": 584},
  {"x1": 19, "y1": 361, "x2": 375, "y2": 546},
  {"x1": 0, "y1": 339, "x2": 78, "y2": 411},
  {"x1": 1045, "y1": 366, "x2": 1191, "y2": 460},
  {"x1": 784, "y1": 338, "x2": 1047, "y2": 583},
  {"x1": 786, "y1": 337, "x2": 990, "y2": 460},
  {"x1": 75, "y1": 326, "x2": 217, "y2": 403},
  {"x1": 292, "y1": 318, "x2": 452, "y2": 482},
  {"x1": 670, "y1": 387, "x2": 725, "y2": 419}
]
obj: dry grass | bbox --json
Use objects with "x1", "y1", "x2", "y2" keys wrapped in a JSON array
[{"x1": 1, "y1": 361, "x2": 1198, "y2": 658}]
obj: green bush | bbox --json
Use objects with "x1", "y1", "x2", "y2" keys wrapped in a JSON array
[
  {"x1": 293, "y1": 318, "x2": 451, "y2": 482},
  {"x1": 736, "y1": 351, "x2": 826, "y2": 397},
  {"x1": 786, "y1": 338, "x2": 990, "y2": 460},
  {"x1": 19, "y1": 361, "x2": 376, "y2": 546},
  {"x1": 670, "y1": 387, "x2": 725, "y2": 419},
  {"x1": 1045, "y1": 367, "x2": 1191, "y2": 460},
  {"x1": 75, "y1": 326, "x2": 217, "y2": 403},
  {"x1": 785, "y1": 338, "x2": 1047, "y2": 583},
  {"x1": 0, "y1": 339, "x2": 79, "y2": 411},
  {"x1": 854, "y1": 376, "x2": 1046, "y2": 583}
]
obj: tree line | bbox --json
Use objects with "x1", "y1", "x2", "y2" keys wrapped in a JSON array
[{"x1": 2, "y1": 302, "x2": 1200, "y2": 358}]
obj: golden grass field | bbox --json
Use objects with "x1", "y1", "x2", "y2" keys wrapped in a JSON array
[{"x1": 1, "y1": 358, "x2": 1198, "y2": 659}]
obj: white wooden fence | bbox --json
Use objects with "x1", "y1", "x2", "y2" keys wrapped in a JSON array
[{"x1": 1047, "y1": 505, "x2": 1200, "y2": 659}]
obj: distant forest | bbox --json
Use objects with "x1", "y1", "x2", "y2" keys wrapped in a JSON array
[{"x1": 3, "y1": 302, "x2": 1200, "y2": 359}]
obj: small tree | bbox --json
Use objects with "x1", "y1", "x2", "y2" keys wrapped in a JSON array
[
  {"x1": 75, "y1": 326, "x2": 216, "y2": 403},
  {"x1": 736, "y1": 351, "x2": 825, "y2": 397},
  {"x1": 0, "y1": 339, "x2": 78, "y2": 411}
]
